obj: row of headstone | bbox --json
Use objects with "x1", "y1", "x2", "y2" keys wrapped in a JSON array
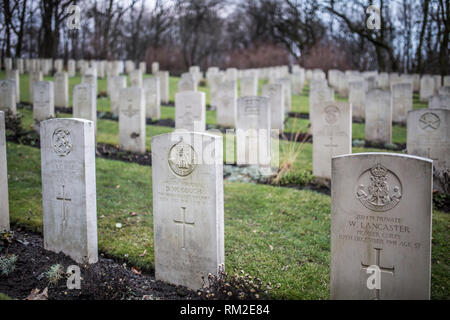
[
  {"x1": 0, "y1": 108, "x2": 438, "y2": 298},
  {"x1": 2, "y1": 57, "x2": 161, "y2": 80}
]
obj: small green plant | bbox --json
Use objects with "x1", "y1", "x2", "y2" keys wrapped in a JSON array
[
  {"x1": 45, "y1": 264, "x2": 64, "y2": 285},
  {"x1": 273, "y1": 170, "x2": 314, "y2": 186},
  {"x1": 198, "y1": 265, "x2": 271, "y2": 300},
  {"x1": 274, "y1": 117, "x2": 309, "y2": 184},
  {"x1": 0, "y1": 255, "x2": 18, "y2": 276}
]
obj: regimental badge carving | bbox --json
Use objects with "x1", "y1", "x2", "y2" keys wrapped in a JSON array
[
  {"x1": 52, "y1": 128, "x2": 73, "y2": 157},
  {"x1": 324, "y1": 105, "x2": 340, "y2": 125},
  {"x1": 356, "y1": 164, "x2": 402, "y2": 212},
  {"x1": 168, "y1": 139, "x2": 197, "y2": 177},
  {"x1": 419, "y1": 112, "x2": 440, "y2": 131}
]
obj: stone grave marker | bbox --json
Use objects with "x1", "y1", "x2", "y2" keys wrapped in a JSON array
[
  {"x1": 216, "y1": 80, "x2": 237, "y2": 127},
  {"x1": 349, "y1": 81, "x2": 365, "y2": 120},
  {"x1": 54, "y1": 72, "x2": 69, "y2": 108},
  {"x1": 365, "y1": 89, "x2": 392, "y2": 144},
  {"x1": 156, "y1": 71, "x2": 170, "y2": 104},
  {"x1": 119, "y1": 87, "x2": 146, "y2": 153},
  {"x1": 29, "y1": 71, "x2": 43, "y2": 103},
  {"x1": 236, "y1": 96, "x2": 271, "y2": 167},
  {"x1": 73, "y1": 84, "x2": 97, "y2": 133},
  {"x1": 33, "y1": 81, "x2": 54, "y2": 131},
  {"x1": 391, "y1": 83, "x2": 412, "y2": 124},
  {"x1": 262, "y1": 83, "x2": 285, "y2": 131},
  {"x1": 0, "y1": 111, "x2": 9, "y2": 232},
  {"x1": 175, "y1": 91, "x2": 206, "y2": 132},
  {"x1": 143, "y1": 77, "x2": 161, "y2": 120},
  {"x1": 312, "y1": 101, "x2": 352, "y2": 179},
  {"x1": 0, "y1": 80, "x2": 16, "y2": 114},
  {"x1": 151, "y1": 131, "x2": 224, "y2": 290},
  {"x1": 331, "y1": 153, "x2": 433, "y2": 300},
  {"x1": 109, "y1": 76, "x2": 127, "y2": 115},
  {"x1": 40, "y1": 118, "x2": 98, "y2": 264}
]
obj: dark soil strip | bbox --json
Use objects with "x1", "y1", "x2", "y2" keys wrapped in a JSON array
[
  {"x1": 96, "y1": 143, "x2": 152, "y2": 166},
  {"x1": 0, "y1": 228, "x2": 198, "y2": 300}
]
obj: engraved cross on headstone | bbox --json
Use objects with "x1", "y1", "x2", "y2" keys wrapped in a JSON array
[
  {"x1": 325, "y1": 136, "x2": 338, "y2": 157},
  {"x1": 122, "y1": 101, "x2": 138, "y2": 118},
  {"x1": 56, "y1": 185, "x2": 71, "y2": 229},
  {"x1": 173, "y1": 206, "x2": 195, "y2": 249},
  {"x1": 361, "y1": 247, "x2": 395, "y2": 300}
]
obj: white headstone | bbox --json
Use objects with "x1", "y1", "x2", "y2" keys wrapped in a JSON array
[
  {"x1": 68, "y1": 59, "x2": 76, "y2": 77},
  {"x1": 407, "y1": 108, "x2": 449, "y2": 183},
  {"x1": 428, "y1": 95, "x2": 450, "y2": 109},
  {"x1": 175, "y1": 91, "x2": 206, "y2": 132},
  {"x1": 152, "y1": 62, "x2": 159, "y2": 74},
  {"x1": 216, "y1": 80, "x2": 237, "y2": 127},
  {"x1": 365, "y1": 89, "x2": 392, "y2": 144},
  {"x1": 391, "y1": 83, "x2": 412, "y2": 123},
  {"x1": 143, "y1": 77, "x2": 161, "y2": 119},
  {"x1": 274, "y1": 78, "x2": 291, "y2": 113},
  {"x1": 73, "y1": 84, "x2": 97, "y2": 133},
  {"x1": 129, "y1": 69, "x2": 143, "y2": 88},
  {"x1": 40, "y1": 118, "x2": 98, "y2": 264},
  {"x1": 33, "y1": 81, "x2": 54, "y2": 131},
  {"x1": 6, "y1": 69, "x2": 19, "y2": 102},
  {"x1": 178, "y1": 73, "x2": 197, "y2": 92},
  {"x1": 262, "y1": 83, "x2": 285, "y2": 131},
  {"x1": 54, "y1": 72, "x2": 69, "y2": 108},
  {"x1": 156, "y1": 71, "x2": 170, "y2": 104},
  {"x1": 0, "y1": 111, "x2": 9, "y2": 232},
  {"x1": 240, "y1": 75, "x2": 258, "y2": 97},
  {"x1": 29, "y1": 71, "x2": 43, "y2": 103},
  {"x1": 119, "y1": 87, "x2": 146, "y2": 153},
  {"x1": 151, "y1": 131, "x2": 224, "y2": 290},
  {"x1": 236, "y1": 96, "x2": 271, "y2": 167},
  {"x1": 349, "y1": 81, "x2": 365, "y2": 120},
  {"x1": 312, "y1": 101, "x2": 352, "y2": 179},
  {"x1": 420, "y1": 76, "x2": 435, "y2": 102},
  {"x1": 109, "y1": 76, "x2": 127, "y2": 115},
  {"x1": 331, "y1": 153, "x2": 432, "y2": 299},
  {"x1": 0, "y1": 80, "x2": 16, "y2": 114}
]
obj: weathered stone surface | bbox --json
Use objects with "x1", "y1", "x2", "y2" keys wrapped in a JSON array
[
  {"x1": 54, "y1": 72, "x2": 69, "y2": 108},
  {"x1": 0, "y1": 111, "x2": 9, "y2": 232},
  {"x1": 391, "y1": 83, "x2": 412, "y2": 123},
  {"x1": 216, "y1": 80, "x2": 237, "y2": 127},
  {"x1": 262, "y1": 83, "x2": 284, "y2": 131},
  {"x1": 349, "y1": 81, "x2": 365, "y2": 119},
  {"x1": 331, "y1": 153, "x2": 432, "y2": 300},
  {"x1": 151, "y1": 131, "x2": 224, "y2": 290},
  {"x1": 6, "y1": 69, "x2": 19, "y2": 102},
  {"x1": 0, "y1": 80, "x2": 16, "y2": 114},
  {"x1": 143, "y1": 77, "x2": 161, "y2": 119},
  {"x1": 109, "y1": 76, "x2": 127, "y2": 115},
  {"x1": 29, "y1": 71, "x2": 43, "y2": 104},
  {"x1": 73, "y1": 84, "x2": 97, "y2": 133},
  {"x1": 40, "y1": 118, "x2": 98, "y2": 264},
  {"x1": 236, "y1": 96, "x2": 271, "y2": 167},
  {"x1": 365, "y1": 89, "x2": 392, "y2": 144},
  {"x1": 407, "y1": 108, "x2": 449, "y2": 192},
  {"x1": 420, "y1": 76, "x2": 435, "y2": 102},
  {"x1": 312, "y1": 101, "x2": 352, "y2": 179},
  {"x1": 33, "y1": 81, "x2": 54, "y2": 132},
  {"x1": 240, "y1": 75, "x2": 258, "y2": 97},
  {"x1": 156, "y1": 71, "x2": 170, "y2": 104},
  {"x1": 175, "y1": 91, "x2": 206, "y2": 132},
  {"x1": 119, "y1": 87, "x2": 146, "y2": 153},
  {"x1": 428, "y1": 95, "x2": 450, "y2": 110}
]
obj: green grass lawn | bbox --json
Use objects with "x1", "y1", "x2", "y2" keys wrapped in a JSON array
[{"x1": 1, "y1": 71, "x2": 447, "y2": 300}]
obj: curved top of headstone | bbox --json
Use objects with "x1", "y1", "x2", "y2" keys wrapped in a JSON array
[{"x1": 333, "y1": 152, "x2": 433, "y2": 164}]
